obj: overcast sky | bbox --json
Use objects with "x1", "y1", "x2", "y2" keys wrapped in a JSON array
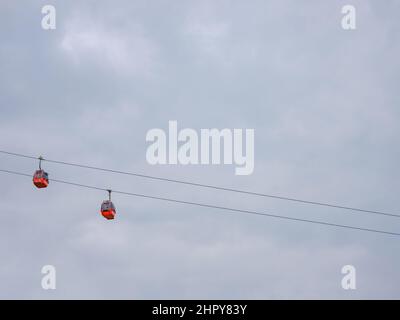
[{"x1": 0, "y1": 0, "x2": 399, "y2": 299}]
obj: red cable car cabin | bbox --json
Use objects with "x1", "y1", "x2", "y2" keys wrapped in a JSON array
[
  {"x1": 33, "y1": 170, "x2": 49, "y2": 188},
  {"x1": 101, "y1": 200, "x2": 116, "y2": 220}
]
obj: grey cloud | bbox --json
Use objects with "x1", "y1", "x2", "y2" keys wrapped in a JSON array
[{"x1": 0, "y1": 0, "x2": 399, "y2": 299}]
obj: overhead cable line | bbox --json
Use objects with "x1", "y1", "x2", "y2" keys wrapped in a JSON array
[
  {"x1": 0, "y1": 168, "x2": 399, "y2": 237},
  {"x1": 0, "y1": 149, "x2": 398, "y2": 219}
]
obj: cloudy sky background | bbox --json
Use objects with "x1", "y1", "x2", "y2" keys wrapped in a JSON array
[{"x1": 0, "y1": 0, "x2": 399, "y2": 299}]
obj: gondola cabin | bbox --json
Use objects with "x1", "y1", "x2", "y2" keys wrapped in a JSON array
[
  {"x1": 101, "y1": 200, "x2": 116, "y2": 220},
  {"x1": 33, "y1": 170, "x2": 49, "y2": 188}
]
